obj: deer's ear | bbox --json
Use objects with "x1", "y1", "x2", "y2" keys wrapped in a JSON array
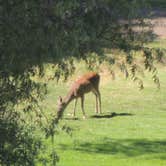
[{"x1": 58, "y1": 96, "x2": 63, "y2": 104}]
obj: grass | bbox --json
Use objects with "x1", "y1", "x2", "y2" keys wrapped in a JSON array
[
  {"x1": 34, "y1": 37, "x2": 166, "y2": 165},
  {"x1": 145, "y1": 39, "x2": 166, "y2": 49},
  {"x1": 39, "y1": 62, "x2": 166, "y2": 166}
]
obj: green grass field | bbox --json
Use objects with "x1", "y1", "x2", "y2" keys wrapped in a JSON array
[
  {"x1": 146, "y1": 39, "x2": 166, "y2": 49},
  {"x1": 39, "y1": 61, "x2": 166, "y2": 166}
]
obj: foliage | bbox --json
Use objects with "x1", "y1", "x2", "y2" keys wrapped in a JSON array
[
  {"x1": 147, "y1": 0, "x2": 166, "y2": 8},
  {"x1": 0, "y1": 119, "x2": 41, "y2": 166}
]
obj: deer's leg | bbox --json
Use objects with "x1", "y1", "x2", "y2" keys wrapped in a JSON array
[
  {"x1": 94, "y1": 93, "x2": 99, "y2": 114},
  {"x1": 97, "y1": 91, "x2": 102, "y2": 114},
  {"x1": 92, "y1": 90, "x2": 98, "y2": 113},
  {"x1": 72, "y1": 98, "x2": 78, "y2": 117},
  {"x1": 81, "y1": 95, "x2": 86, "y2": 119},
  {"x1": 93, "y1": 89, "x2": 101, "y2": 114}
]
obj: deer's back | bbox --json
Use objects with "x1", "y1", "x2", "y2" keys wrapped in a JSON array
[{"x1": 71, "y1": 72, "x2": 100, "y2": 97}]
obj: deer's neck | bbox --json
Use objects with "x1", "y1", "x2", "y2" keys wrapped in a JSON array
[{"x1": 64, "y1": 91, "x2": 75, "y2": 107}]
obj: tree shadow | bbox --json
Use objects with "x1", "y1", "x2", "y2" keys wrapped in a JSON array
[
  {"x1": 90, "y1": 112, "x2": 134, "y2": 119},
  {"x1": 59, "y1": 138, "x2": 166, "y2": 159}
]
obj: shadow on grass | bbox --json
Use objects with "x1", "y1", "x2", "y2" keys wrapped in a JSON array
[
  {"x1": 90, "y1": 112, "x2": 134, "y2": 119},
  {"x1": 64, "y1": 112, "x2": 134, "y2": 120},
  {"x1": 59, "y1": 138, "x2": 166, "y2": 158}
]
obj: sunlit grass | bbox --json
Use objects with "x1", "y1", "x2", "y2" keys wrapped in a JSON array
[{"x1": 145, "y1": 39, "x2": 166, "y2": 50}]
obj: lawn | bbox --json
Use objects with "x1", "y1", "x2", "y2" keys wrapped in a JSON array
[
  {"x1": 145, "y1": 39, "x2": 166, "y2": 49},
  {"x1": 39, "y1": 61, "x2": 166, "y2": 166}
]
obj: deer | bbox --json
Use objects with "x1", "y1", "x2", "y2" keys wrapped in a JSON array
[{"x1": 57, "y1": 72, "x2": 101, "y2": 120}]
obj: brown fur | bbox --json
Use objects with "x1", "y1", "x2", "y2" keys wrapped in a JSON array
[{"x1": 57, "y1": 72, "x2": 101, "y2": 119}]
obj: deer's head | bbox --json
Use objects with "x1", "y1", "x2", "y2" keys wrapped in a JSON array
[{"x1": 57, "y1": 96, "x2": 65, "y2": 119}]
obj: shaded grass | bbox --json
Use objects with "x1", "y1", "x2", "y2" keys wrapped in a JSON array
[{"x1": 59, "y1": 138, "x2": 166, "y2": 156}]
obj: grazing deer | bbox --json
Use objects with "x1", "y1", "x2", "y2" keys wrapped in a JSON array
[{"x1": 57, "y1": 72, "x2": 101, "y2": 119}]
